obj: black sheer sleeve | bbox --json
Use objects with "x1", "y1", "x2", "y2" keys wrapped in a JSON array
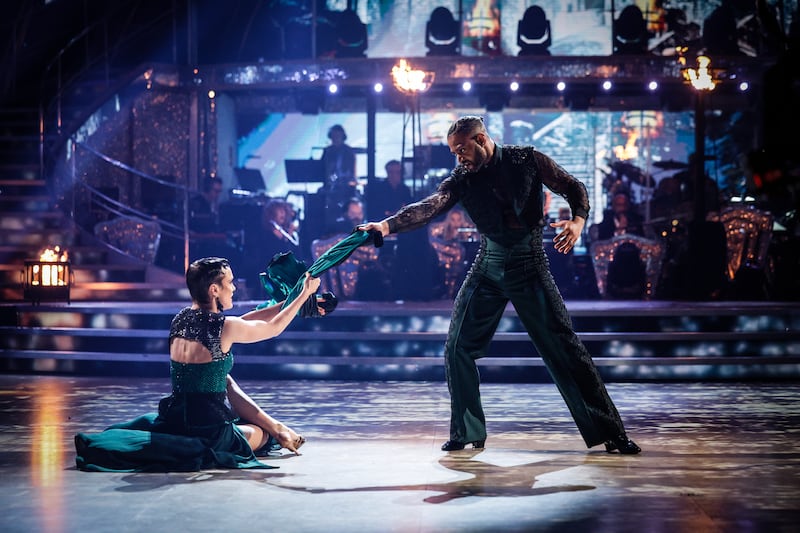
[
  {"x1": 385, "y1": 178, "x2": 460, "y2": 234},
  {"x1": 535, "y1": 151, "x2": 590, "y2": 220}
]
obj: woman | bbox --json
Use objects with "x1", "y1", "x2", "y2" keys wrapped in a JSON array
[{"x1": 74, "y1": 256, "x2": 321, "y2": 472}]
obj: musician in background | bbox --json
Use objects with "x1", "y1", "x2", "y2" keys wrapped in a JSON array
[
  {"x1": 328, "y1": 197, "x2": 366, "y2": 236},
  {"x1": 312, "y1": 197, "x2": 385, "y2": 300},
  {"x1": 366, "y1": 159, "x2": 412, "y2": 221},
  {"x1": 321, "y1": 124, "x2": 359, "y2": 231},
  {"x1": 592, "y1": 192, "x2": 645, "y2": 241},
  {"x1": 590, "y1": 192, "x2": 647, "y2": 300},
  {"x1": 243, "y1": 199, "x2": 301, "y2": 299},
  {"x1": 189, "y1": 176, "x2": 241, "y2": 265}
]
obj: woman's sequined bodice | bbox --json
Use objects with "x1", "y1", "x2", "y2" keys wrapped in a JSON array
[{"x1": 168, "y1": 307, "x2": 232, "y2": 393}]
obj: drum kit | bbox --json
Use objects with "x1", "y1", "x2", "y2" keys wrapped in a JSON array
[
  {"x1": 602, "y1": 158, "x2": 694, "y2": 232},
  {"x1": 603, "y1": 159, "x2": 689, "y2": 197}
]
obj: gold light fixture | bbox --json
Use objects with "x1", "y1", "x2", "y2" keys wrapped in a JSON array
[
  {"x1": 24, "y1": 246, "x2": 71, "y2": 304},
  {"x1": 391, "y1": 59, "x2": 434, "y2": 94}
]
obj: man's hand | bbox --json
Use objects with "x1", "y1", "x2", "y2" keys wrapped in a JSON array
[
  {"x1": 357, "y1": 221, "x2": 390, "y2": 237},
  {"x1": 550, "y1": 216, "x2": 586, "y2": 254}
]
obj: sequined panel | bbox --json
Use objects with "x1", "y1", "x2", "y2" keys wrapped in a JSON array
[
  {"x1": 709, "y1": 206, "x2": 774, "y2": 280},
  {"x1": 93, "y1": 216, "x2": 161, "y2": 263},
  {"x1": 590, "y1": 234, "x2": 665, "y2": 298}
]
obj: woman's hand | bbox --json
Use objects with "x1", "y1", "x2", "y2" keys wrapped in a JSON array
[
  {"x1": 273, "y1": 423, "x2": 305, "y2": 455},
  {"x1": 301, "y1": 272, "x2": 321, "y2": 295}
]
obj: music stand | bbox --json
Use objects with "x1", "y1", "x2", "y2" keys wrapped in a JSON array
[
  {"x1": 234, "y1": 168, "x2": 265, "y2": 192},
  {"x1": 285, "y1": 159, "x2": 326, "y2": 183}
]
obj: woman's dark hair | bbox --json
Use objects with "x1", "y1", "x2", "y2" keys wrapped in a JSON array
[{"x1": 186, "y1": 257, "x2": 230, "y2": 305}]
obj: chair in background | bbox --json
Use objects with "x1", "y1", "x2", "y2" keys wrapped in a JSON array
[
  {"x1": 591, "y1": 234, "x2": 664, "y2": 299},
  {"x1": 94, "y1": 216, "x2": 162, "y2": 264},
  {"x1": 517, "y1": 5, "x2": 552, "y2": 56},
  {"x1": 709, "y1": 205, "x2": 774, "y2": 298},
  {"x1": 425, "y1": 7, "x2": 460, "y2": 56}
]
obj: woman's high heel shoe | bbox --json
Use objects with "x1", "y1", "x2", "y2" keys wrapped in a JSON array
[{"x1": 604, "y1": 434, "x2": 641, "y2": 454}]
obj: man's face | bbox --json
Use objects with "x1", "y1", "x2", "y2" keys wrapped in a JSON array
[
  {"x1": 347, "y1": 203, "x2": 364, "y2": 224},
  {"x1": 386, "y1": 164, "x2": 403, "y2": 185},
  {"x1": 612, "y1": 195, "x2": 629, "y2": 214},
  {"x1": 447, "y1": 211, "x2": 464, "y2": 227},
  {"x1": 448, "y1": 131, "x2": 490, "y2": 172}
]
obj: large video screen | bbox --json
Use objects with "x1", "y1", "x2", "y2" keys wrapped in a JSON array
[
  {"x1": 338, "y1": 0, "x2": 796, "y2": 58},
  {"x1": 236, "y1": 107, "x2": 726, "y2": 229}
]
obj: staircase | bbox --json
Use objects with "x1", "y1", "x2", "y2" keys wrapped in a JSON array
[
  {"x1": 0, "y1": 106, "x2": 185, "y2": 304},
  {"x1": 1, "y1": 299, "x2": 798, "y2": 381}
]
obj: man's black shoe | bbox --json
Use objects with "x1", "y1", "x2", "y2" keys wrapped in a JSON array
[
  {"x1": 441, "y1": 439, "x2": 485, "y2": 451},
  {"x1": 604, "y1": 434, "x2": 641, "y2": 454}
]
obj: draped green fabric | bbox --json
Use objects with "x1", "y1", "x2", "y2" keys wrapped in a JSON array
[
  {"x1": 284, "y1": 229, "x2": 380, "y2": 306},
  {"x1": 74, "y1": 413, "x2": 271, "y2": 472},
  {"x1": 258, "y1": 229, "x2": 382, "y2": 310}
]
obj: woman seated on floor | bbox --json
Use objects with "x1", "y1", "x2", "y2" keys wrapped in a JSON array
[{"x1": 74, "y1": 256, "x2": 322, "y2": 472}]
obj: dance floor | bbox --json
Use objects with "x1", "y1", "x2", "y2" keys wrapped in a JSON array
[{"x1": 1, "y1": 374, "x2": 798, "y2": 533}]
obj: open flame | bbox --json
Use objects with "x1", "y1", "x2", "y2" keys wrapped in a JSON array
[
  {"x1": 32, "y1": 246, "x2": 70, "y2": 287},
  {"x1": 684, "y1": 55, "x2": 717, "y2": 91},
  {"x1": 40, "y1": 246, "x2": 69, "y2": 262},
  {"x1": 391, "y1": 59, "x2": 434, "y2": 94}
]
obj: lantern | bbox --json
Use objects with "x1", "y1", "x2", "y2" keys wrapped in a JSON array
[{"x1": 23, "y1": 247, "x2": 71, "y2": 304}]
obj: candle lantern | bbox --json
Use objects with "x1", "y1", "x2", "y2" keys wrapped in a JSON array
[{"x1": 23, "y1": 247, "x2": 71, "y2": 304}]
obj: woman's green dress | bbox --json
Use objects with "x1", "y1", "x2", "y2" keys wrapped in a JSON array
[{"x1": 74, "y1": 308, "x2": 271, "y2": 472}]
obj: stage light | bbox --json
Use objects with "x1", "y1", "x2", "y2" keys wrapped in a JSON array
[
  {"x1": 509, "y1": 81, "x2": 520, "y2": 92},
  {"x1": 556, "y1": 81, "x2": 566, "y2": 92},
  {"x1": 328, "y1": 83, "x2": 339, "y2": 94},
  {"x1": 517, "y1": 5, "x2": 552, "y2": 56},
  {"x1": 612, "y1": 4, "x2": 649, "y2": 55},
  {"x1": 462, "y1": 81, "x2": 472, "y2": 92},
  {"x1": 648, "y1": 81, "x2": 659, "y2": 91},
  {"x1": 374, "y1": 82, "x2": 384, "y2": 93},
  {"x1": 334, "y1": 9, "x2": 368, "y2": 58},
  {"x1": 602, "y1": 80, "x2": 612, "y2": 91},
  {"x1": 207, "y1": 90, "x2": 216, "y2": 99},
  {"x1": 425, "y1": 7, "x2": 460, "y2": 56},
  {"x1": 738, "y1": 81, "x2": 749, "y2": 92}
]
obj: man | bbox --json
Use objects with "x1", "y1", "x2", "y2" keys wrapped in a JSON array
[
  {"x1": 359, "y1": 116, "x2": 640, "y2": 454},
  {"x1": 593, "y1": 192, "x2": 644, "y2": 241},
  {"x1": 188, "y1": 176, "x2": 240, "y2": 264},
  {"x1": 366, "y1": 159, "x2": 413, "y2": 221},
  {"x1": 330, "y1": 197, "x2": 366, "y2": 235},
  {"x1": 321, "y1": 124, "x2": 359, "y2": 231}
]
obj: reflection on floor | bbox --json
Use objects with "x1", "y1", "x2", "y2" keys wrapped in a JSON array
[{"x1": 1, "y1": 375, "x2": 799, "y2": 532}]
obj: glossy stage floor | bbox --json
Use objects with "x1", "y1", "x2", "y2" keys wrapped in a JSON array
[{"x1": 1, "y1": 374, "x2": 798, "y2": 533}]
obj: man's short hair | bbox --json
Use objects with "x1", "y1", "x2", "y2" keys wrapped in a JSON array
[{"x1": 448, "y1": 116, "x2": 485, "y2": 137}]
